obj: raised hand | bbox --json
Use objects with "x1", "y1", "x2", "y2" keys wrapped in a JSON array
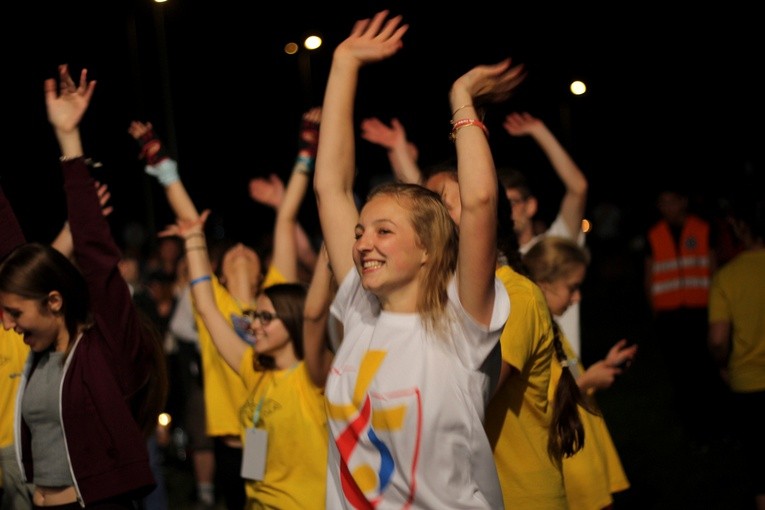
[
  {"x1": 297, "y1": 107, "x2": 322, "y2": 159},
  {"x1": 127, "y1": 120, "x2": 153, "y2": 141},
  {"x1": 361, "y1": 117, "x2": 418, "y2": 157},
  {"x1": 158, "y1": 209, "x2": 211, "y2": 239},
  {"x1": 249, "y1": 174, "x2": 285, "y2": 209},
  {"x1": 503, "y1": 112, "x2": 544, "y2": 137},
  {"x1": 44, "y1": 64, "x2": 96, "y2": 133},
  {"x1": 451, "y1": 58, "x2": 527, "y2": 111},
  {"x1": 333, "y1": 10, "x2": 408, "y2": 67},
  {"x1": 360, "y1": 117, "x2": 406, "y2": 151}
]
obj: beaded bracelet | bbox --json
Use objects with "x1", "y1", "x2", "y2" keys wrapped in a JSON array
[
  {"x1": 184, "y1": 232, "x2": 205, "y2": 240},
  {"x1": 190, "y1": 275, "x2": 212, "y2": 287},
  {"x1": 449, "y1": 118, "x2": 489, "y2": 142}
]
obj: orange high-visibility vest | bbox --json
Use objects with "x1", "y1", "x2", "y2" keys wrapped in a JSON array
[{"x1": 648, "y1": 215, "x2": 711, "y2": 311}]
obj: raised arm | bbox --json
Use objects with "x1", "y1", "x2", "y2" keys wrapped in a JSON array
[
  {"x1": 360, "y1": 116, "x2": 423, "y2": 184},
  {"x1": 503, "y1": 112, "x2": 587, "y2": 239},
  {"x1": 128, "y1": 120, "x2": 199, "y2": 223},
  {"x1": 50, "y1": 181, "x2": 113, "y2": 259},
  {"x1": 160, "y1": 213, "x2": 249, "y2": 373},
  {"x1": 302, "y1": 244, "x2": 335, "y2": 387},
  {"x1": 48, "y1": 64, "x2": 148, "y2": 370},
  {"x1": 314, "y1": 10, "x2": 409, "y2": 285},
  {"x1": 269, "y1": 107, "x2": 322, "y2": 281},
  {"x1": 451, "y1": 59, "x2": 526, "y2": 325}
]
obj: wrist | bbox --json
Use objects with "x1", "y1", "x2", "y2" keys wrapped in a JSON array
[{"x1": 293, "y1": 155, "x2": 314, "y2": 175}]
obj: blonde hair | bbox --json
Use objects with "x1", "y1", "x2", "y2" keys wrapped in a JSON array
[
  {"x1": 367, "y1": 182, "x2": 458, "y2": 331},
  {"x1": 522, "y1": 236, "x2": 590, "y2": 285}
]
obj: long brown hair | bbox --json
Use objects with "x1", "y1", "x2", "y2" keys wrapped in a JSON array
[{"x1": 522, "y1": 236, "x2": 593, "y2": 460}]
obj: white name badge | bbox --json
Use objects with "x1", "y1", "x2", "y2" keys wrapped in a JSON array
[{"x1": 241, "y1": 427, "x2": 268, "y2": 481}]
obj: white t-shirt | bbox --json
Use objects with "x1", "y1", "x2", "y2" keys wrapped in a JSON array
[
  {"x1": 325, "y1": 269, "x2": 510, "y2": 509},
  {"x1": 521, "y1": 213, "x2": 586, "y2": 357},
  {"x1": 168, "y1": 285, "x2": 198, "y2": 346}
]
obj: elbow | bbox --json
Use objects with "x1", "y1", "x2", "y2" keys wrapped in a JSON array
[
  {"x1": 461, "y1": 188, "x2": 496, "y2": 213},
  {"x1": 577, "y1": 178, "x2": 588, "y2": 197}
]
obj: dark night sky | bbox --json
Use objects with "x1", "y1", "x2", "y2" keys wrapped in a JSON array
[{"x1": 5, "y1": 1, "x2": 764, "y2": 255}]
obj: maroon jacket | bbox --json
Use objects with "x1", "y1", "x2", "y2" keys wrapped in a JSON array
[{"x1": 2, "y1": 158, "x2": 156, "y2": 505}]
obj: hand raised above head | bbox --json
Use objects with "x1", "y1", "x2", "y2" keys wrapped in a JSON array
[
  {"x1": 334, "y1": 10, "x2": 408, "y2": 67},
  {"x1": 44, "y1": 64, "x2": 96, "y2": 133},
  {"x1": 249, "y1": 174, "x2": 284, "y2": 209},
  {"x1": 451, "y1": 58, "x2": 527, "y2": 111},
  {"x1": 158, "y1": 209, "x2": 211, "y2": 239},
  {"x1": 128, "y1": 120, "x2": 154, "y2": 141},
  {"x1": 360, "y1": 117, "x2": 405, "y2": 150},
  {"x1": 503, "y1": 112, "x2": 543, "y2": 137}
]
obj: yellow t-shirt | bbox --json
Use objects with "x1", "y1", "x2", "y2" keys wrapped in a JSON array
[
  {"x1": 708, "y1": 250, "x2": 765, "y2": 392},
  {"x1": 238, "y1": 350, "x2": 327, "y2": 510},
  {"x1": 194, "y1": 266, "x2": 287, "y2": 437},
  {"x1": 0, "y1": 329, "x2": 28, "y2": 448},
  {"x1": 550, "y1": 334, "x2": 630, "y2": 510},
  {"x1": 485, "y1": 265, "x2": 567, "y2": 509}
]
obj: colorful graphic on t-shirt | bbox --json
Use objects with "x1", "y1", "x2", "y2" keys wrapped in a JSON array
[
  {"x1": 327, "y1": 350, "x2": 423, "y2": 508},
  {"x1": 230, "y1": 312, "x2": 257, "y2": 345}
]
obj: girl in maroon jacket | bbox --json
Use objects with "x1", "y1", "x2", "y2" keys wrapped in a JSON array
[{"x1": 0, "y1": 64, "x2": 167, "y2": 509}]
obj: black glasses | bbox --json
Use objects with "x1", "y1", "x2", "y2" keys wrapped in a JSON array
[{"x1": 243, "y1": 310, "x2": 279, "y2": 326}]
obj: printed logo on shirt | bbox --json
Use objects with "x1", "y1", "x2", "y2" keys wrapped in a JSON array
[
  {"x1": 327, "y1": 350, "x2": 423, "y2": 507},
  {"x1": 230, "y1": 312, "x2": 257, "y2": 345}
]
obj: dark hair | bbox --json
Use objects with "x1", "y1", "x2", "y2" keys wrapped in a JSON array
[
  {"x1": 548, "y1": 320, "x2": 591, "y2": 460},
  {"x1": 728, "y1": 191, "x2": 765, "y2": 241},
  {"x1": 496, "y1": 180, "x2": 526, "y2": 276},
  {"x1": 256, "y1": 283, "x2": 307, "y2": 369},
  {"x1": 422, "y1": 160, "x2": 526, "y2": 277},
  {"x1": 497, "y1": 166, "x2": 532, "y2": 199},
  {"x1": 0, "y1": 242, "x2": 167, "y2": 438},
  {"x1": 0, "y1": 243, "x2": 92, "y2": 346}
]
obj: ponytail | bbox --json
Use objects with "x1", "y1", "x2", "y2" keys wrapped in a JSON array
[{"x1": 547, "y1": 320, "x2": 590, "y2": 461}]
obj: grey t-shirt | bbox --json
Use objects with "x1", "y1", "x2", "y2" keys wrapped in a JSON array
[{"x1": 21, "y1": 351, "x2": 73, "y2": 487}]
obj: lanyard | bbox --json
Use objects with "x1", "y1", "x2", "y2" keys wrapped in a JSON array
[{"x1": 251, "y1": 363, "x2": 299, "y2": 425}]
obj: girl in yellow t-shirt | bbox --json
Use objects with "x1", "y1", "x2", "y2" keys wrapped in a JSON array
[{"x1": 524, "y1": 236, "x2": 637, "y2": 510}]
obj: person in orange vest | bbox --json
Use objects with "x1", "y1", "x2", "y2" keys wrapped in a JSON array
[{"x1": 644, "y1": 183, "x2": 730, "y2": 451}]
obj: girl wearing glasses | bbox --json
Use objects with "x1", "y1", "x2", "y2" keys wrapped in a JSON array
[{"x1": 162, "y1": 212, "x2": 328, "y2": 510}]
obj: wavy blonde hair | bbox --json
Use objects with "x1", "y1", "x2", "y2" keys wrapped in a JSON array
[{"x1": 367, "y1": 182, "x2": 458, "y2": 332}]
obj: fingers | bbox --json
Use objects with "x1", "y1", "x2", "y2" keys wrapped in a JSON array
[
  {"x1": 304, "y1": 107, "x2": 322, "y2": 123},
  {"x1": 43, "y1": 78, "x2": 57, "y2": 101},
  {"x1": 365, "y1": 10, "x2": 390, "y2": 38},
  {"x1": 77, "y1": 68, "x2": 89, "y2": 92},
  {"x1": 59, "y1": 64, "x2": 74, "y2": 93}
]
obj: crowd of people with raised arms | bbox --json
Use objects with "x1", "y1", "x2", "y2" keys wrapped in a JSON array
[{"x1": 1, "y1": 9, "x2": 763, "y2": 510}]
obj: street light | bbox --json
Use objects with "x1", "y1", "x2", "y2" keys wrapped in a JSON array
[{"x1": 286, "y1": 32, "x2": 322, "y2": 106}]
